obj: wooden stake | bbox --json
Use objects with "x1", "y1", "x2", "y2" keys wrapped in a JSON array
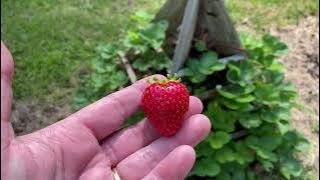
[{"x1": 168, "y1": 0, "x2": 200, "y2": 74}]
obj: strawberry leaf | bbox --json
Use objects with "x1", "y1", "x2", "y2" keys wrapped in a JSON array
[
  {"x1": 233, "y1": 141, "x2": 255, "y2": 165},
  {"x1": 207, "y1": 131, "x2": 231, "y2": 149},
  {"x1": 193, "y1": 158, "x2": 221, "y2": 177},
  {"x1": 214, "y1": 146, "x2": 236, "y2": 163}
]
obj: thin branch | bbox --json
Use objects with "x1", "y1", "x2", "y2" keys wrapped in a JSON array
[
  {"x1": 168, "y1": 0, "x2": 200, "y2": 74},
  {"x1": 197, "y1": 89, "x2": 218, "y2": 101},
  {"x1": 231, "y1": 130, "x2": 248, "y2": 140},
  {"x1": 118, "y1": 54, "x2": 137, "y2": 84}
]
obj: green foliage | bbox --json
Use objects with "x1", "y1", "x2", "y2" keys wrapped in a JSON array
[
  {"x1": 207, "y1": 131, "x2": 231, "y2": 149},
  {"x1": 194, "y1": 40, "x2": 208, "y2": 52},
  {"x1": 68, "y1": 9, "x2": 311, "y2": 179},
  {"x1": 72, "y1": 44, "x2": 129, "y2": 110},
  {"x1": 72, "y1": 11, "x2": 170, "y2": 110},
  {"x1": 181, "y1": 51, "x2": 225, "y2": 83},
  {"x1": 186, "y1": 34, "x2": 310, "y2": 180},
  {"x1": 192, "y1": 158, "x2": 221, "y2": 177}
]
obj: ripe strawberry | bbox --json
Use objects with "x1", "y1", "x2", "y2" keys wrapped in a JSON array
[{"x1": 142, "y1": 75, "x2": 189, "y2": 136}]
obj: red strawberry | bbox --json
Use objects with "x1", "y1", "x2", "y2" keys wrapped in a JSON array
[{"x1": 142, "y1": 75, "x2": 189, "y2": 136}]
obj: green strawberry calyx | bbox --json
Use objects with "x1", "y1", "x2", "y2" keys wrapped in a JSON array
[{"x1": 148, "y1": 74, "x2": 181, "y2": 84}]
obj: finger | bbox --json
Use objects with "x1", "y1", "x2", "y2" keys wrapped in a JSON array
[
  {"x1": 1, "y1": 41, "x2": 15, "y2": 179},
  {"x1": 1, "y1": 41, "x2": 15, "y2": 148},
  {"x1": 101, "y1": 96, "x2": 203, "y2": 166},
  {"x1": 78, "y1": 153, "x2": 115, "y2": 180},
  {"x1": 115, "y1": 114, "x2": 211, "y2": 180},
  {"x1": 66, "y1": 75, "x2": 165, "y2": 141},
  {"x1": 142, "y1": 145, "x2": 195, "y2": 180}
]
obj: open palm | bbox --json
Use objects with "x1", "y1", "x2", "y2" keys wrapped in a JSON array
[{"x1": 1, "y1": 42, "x2": 211, "y2": 180}]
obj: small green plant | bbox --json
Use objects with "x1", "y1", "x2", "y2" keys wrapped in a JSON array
[
  {"x1": 72, "y1": 11, "x2": 171, "y2": 110},
  {"x1": 73, "y1": 11, "x2": 310, "y2": 179},
  {"x1": 185, "y1": 34, "x2": 310, "y2": 179}
]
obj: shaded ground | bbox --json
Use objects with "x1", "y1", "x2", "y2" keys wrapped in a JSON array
[
  {"x1": 271, "y1": 16, "x2": 319, "y2": 178},
  {"x1": 11, "y1": 98, "x2": 72, "y2": 135}
]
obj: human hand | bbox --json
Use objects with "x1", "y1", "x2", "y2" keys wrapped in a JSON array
[{"x1": 1, "y1": 42, "x2": 211, "y2": 180}]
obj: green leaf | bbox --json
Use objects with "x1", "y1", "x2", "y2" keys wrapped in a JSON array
[
  {"x1": 132, "y1": 50, "x2": 171, "y2": 72},
  {"x1": 239, "y1": 113, "x2": 262, "y2": 129},
  {"x1": 280, "y1": 131, "x2": 310, "y2": 153},
  {"x1": 233, "y1": 141, "x2": 255, "y2": 165},
  {"x1": 295, "y1": 135, "x2": 311, "y2": 152},
  {"x1": 263, "y1": 70, "x2": 284, "y2": 85},
  {"x1": 280, "y1": 154, "x2": 303, "y2": 179},
  {"x1": 232, "y1": 169, "x2": 246, "y2": 180},
  {"x1": 259, "y1": 105, "x2": 291, "y2": 126},
  {"x1": 193, "y1": 158, "x2": 221, "y2": 177},
  {"x1": 193, "y1": 86, "x2": 207, "y2": 97},
  {"x1": 96, "y1": 44, "x2": 119, "y2": 59},
  {"x1": 226, "y1": 61, "x2": 259, "y2": 86},
  {"x1": 257, "y1": 156, "x2": 274, "y2": 172},
  {"x1": 260, "y1": 108, "x2": 277, "y2": 123},
  {"x1": 216, "y1": 85, "x2": 243, "y2": 98},
  {"x1": 139, "y1": 21, "x2": 168, "y2": 50},
  {"x1": 246, "y1": 135, "x2": 282, "y2": 152},
  {"x1": 246, "y1": 170, "x2": 256, "y2": 180},
  {"x1": 198, "y1": 51, "x2": 225, "y2": 75},
  {"x1": 216, "y1": 171, "x2": 231, "y2": 180},
  {"x1": 256, "y1": 149, "x2": 277, "y2": 162},
  {"x1": 267, "y1": 62, "x2": 286, "y2": 71},
  {"x1": 195, "y1": 40, "x2": 207, "y2": 52},
  {"x1": 254, "y1": 81, "x2": 281, "y2": 105},
  {"x1": 277, "y1": 120, "x2": 292, "y2": 135},
  {"x1": 262, "y1": 34, "x2": 288, "y2": 56},
  {"x1": 109, "y1": 71, "x2": 128, "y2": 90},
  {"x1": 207, "y1": 131, "x2": 231, "y2": 149},
  {"x1": 131, "y1": 11, "x2": 154, "y2": 23},
  {"x1": 246, "y1": 135, "x2": 281, "y2": 161},
  {"x1": 219, "y1": 98, "x2": 253, "y2": 111},
  {"x1": 252, "y1": 123, "x2": 280, "y2": 137},
  {"x1": 279, "y1": 82, "x2": 298, "y2": 102},
  {"x1": 218, "y1": 163, "x2": 246, "y2": 180},
  {"x1": 235, "y1": 94, "x2": 256, "y2": 103},
  {"x1": 216, "y1": 84, "x2": 255, "y2": 99},
  {"x1": 206, "y1": 102, "x2": 236, "y2": 132},
  {"x1": 132, "y1": 58, "x2": 151, "y2": 71},
  {"x1": 195, "y1": 141, "x2": 213, "y2": 158},
  {"x1": 182, "y1": 59, "x2": 207, "y2": 83},
  {"x1": 126, "y1": 31, "x2": 144, "y2": 47},
  {"x1": 214, "y1": 146, "x2": 236, "y2": 163}
]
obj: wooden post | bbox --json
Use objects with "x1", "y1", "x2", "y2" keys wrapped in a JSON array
[
  {"x1": 168, "y1": 0, "x2": 200, "y2": 74},
  {"x1": 154, "y1": 0, "x2": 243, "y2": 57}
]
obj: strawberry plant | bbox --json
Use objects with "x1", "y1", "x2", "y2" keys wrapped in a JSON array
[
  {"x1": 73, "y1": 11, "x2": 171, "y2": 110},
  {"x1": 73, "y1": 11, "x2": 310, "y2": 179},
  {"x1": 185, "y1": 34, "x2": 310, "y2": 180}
]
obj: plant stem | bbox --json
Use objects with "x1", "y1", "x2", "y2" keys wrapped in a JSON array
[
  {"x1": 119, "y1": 54, "x2": 137, "y2": 84},
  {"x1": 231, "y1": 130, "x2": 248, "y2": 140},
  {"x1": 197, "y1": 89, "x2": 218, "y2": 101}
]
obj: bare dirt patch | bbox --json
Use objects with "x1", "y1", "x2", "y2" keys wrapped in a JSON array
[{"x1": 11, "y1": 99, "x2": 71, "y2": 136}]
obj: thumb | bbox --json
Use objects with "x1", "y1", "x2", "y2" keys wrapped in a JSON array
[{"x1": 1, "y1": 41, "x2": 15, "y2": 150}]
